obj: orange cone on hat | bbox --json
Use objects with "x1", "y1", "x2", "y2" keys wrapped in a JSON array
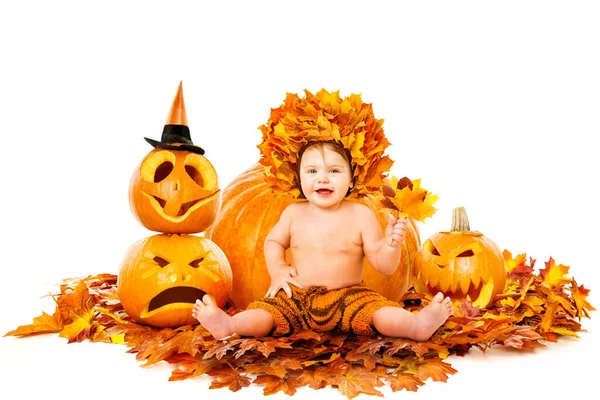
[{"x1": 144, "y1": 81, "x2": 205, "y2": 155}]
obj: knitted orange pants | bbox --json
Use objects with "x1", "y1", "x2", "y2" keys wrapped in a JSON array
[{"x1": 246, "y1": 283, "x2": 400, "y2": 336}]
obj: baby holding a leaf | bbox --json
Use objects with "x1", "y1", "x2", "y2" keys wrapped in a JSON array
[{"x1": 193, "y1": 140, "x2": 453, "y2": 340}]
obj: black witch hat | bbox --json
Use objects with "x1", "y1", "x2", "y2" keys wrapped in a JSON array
[{"x1": 144, "y1": 81, "x2": 205, "y2": 155}]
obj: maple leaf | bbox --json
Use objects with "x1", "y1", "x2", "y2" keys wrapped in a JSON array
[
  {"x1": 253, "y1": 374, "x2": 301, "y2": 396},
  {"x1": 230, "y1": 337, "x2": 293, "y2": 359},
  {"x1": 303, "y1": 352, "x2": 341, "y2": 367},
  {"x1": 379, "y1": 176, "x2": 438, "y2": 222},
  {"x1": 4, "y1": 311, "x2": 63, "y2": 337},
  {"x1": 138, "y1": 329, "x2": 202, "y2": 366},
  {"x1": 207, "y1": 365, "x2": 251, "y2": 392},
  {"x1": 502, "y1": 326, "x2": 543, "y2": 349},
  {"x1": 345, "y1": 349, "x2": 382, "y2": 371},
  {"x1": 503, "y1": 250, "x2": 535, "y2": 282},
  {"x1": 166, "y1": 354, "x2": 220, "y2": 381},
  {"x1": 59, "y1": 309, "x2": 97, "y2": 343},
  {"x1": 385, "y1": 372, "x2": 424, "y2": 392},
  {"x1": 414, "y1": 359, "x2": 457, "y2": 383},
  {"x1": 57, "y1": 280, "x2": 93, "y2": 317},
  {"x1": 331, "y1": 365, "x2": 384, "y2": 399},
  {"x1": 245, "y1": 357, "x2": 303, "y2": 378},
  {"x1": 203, "y1": 340, "x2": 236, "y2": 360},
  {"x1": 356, "y1": 337, "x2": 389, "y2": 355},
  {"x1": 297, "y1": 366, "x2": 332, "y2": 390},
  {"x1": 570, "y1": 280, "x2": 595, "y2": 318},
  {"x1": 540, "y1": 257, "x2": 571, "y2": 288},
  {"x1": 454, "y1": 299, "x2": 481, "y2": 318}
]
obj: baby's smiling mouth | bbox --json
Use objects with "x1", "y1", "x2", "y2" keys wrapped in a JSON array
[{"x1": 316, "y1": 189, "x2": 333, "y2": 195}]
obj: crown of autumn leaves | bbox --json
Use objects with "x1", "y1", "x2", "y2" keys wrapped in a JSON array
[{"x1": 257, "y1": 89, "x2": 394, "y2": 199}]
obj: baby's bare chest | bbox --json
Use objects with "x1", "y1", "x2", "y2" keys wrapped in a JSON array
[{"x1": 290, "y1": 215, "x2": 362, "y2": 250}]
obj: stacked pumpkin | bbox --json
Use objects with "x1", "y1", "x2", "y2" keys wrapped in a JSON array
[{"x1": 117, "y1": 83, "x2": 233, "y2": 328}]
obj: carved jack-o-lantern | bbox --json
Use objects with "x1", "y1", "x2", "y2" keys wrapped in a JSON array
[
  {"x1": 117, "y1": 233, "x2": 232, "y2": 328},
  {"x1": 129, "y1": 82, "x2": 221, "y2": 234},
  {"x1": 412, "y1": 207, "x2": 506, "y2": 308},
  {"x1": 129, "y1": 148, "x2": 221, "y2": 234}
]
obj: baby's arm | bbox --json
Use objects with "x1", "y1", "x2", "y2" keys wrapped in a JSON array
[
  {"x1": 264, "y1": 204, "x2": 302, "y2": 297},
  {"x1": 361, "y1": 206, "x2": 406, "y2": 275}
]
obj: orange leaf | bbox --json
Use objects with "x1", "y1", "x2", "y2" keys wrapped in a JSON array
[
  {"x1": 331, "y1": 365, "x2": 384, "y2": 399},
  {"x1": 245, "y1": 358, "x2": 303, "y2": 378},
  {"x1": 253, "y1": 374, "x2": 301, "y2": 396},
  {"x1": 571, "y1": 280, "x2": 595, "y2": 318},
  {"x1": 207, "y1": 365, "x2": 251, "y2": 392},
  {"x1": 540, "y1": 257, "x2": 571, "y2": 288},
  {"x1": 380, "y1": 176, "x2": 438, "y2": 222},
  {"x1": 59, "y1": 309, "x2": 96, "y2": 343},
  {"x1": 4, "y1": 311, "x2": 63, "y2": 337},
  {"x1": 414, "y1": 359, "x2": 457, "y2": 383},
  {"x1": 385, "y1": 372, "x2": 424, "y2": 392}
]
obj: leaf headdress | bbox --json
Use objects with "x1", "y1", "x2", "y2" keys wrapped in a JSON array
[{"x1": 258, "y1": 89, "x2": 393, "y2": 198}]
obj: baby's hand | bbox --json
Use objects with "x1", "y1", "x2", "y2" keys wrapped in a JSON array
[
  {"x1": 385, "y1": 217, "x2": 407, "y2": 247},
  {"x1": 266, "y1": 266, "x2": 302, "y2": 299}
]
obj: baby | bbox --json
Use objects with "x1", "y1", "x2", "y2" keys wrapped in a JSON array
[{"x1": 193, "y1": 141, "x2": 453, "y2": 340}]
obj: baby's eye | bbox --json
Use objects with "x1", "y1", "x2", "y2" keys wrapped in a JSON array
[
  {"x1": 307, "y1": 169, "x2": 317, "y2": 174},
  {"x1": 329, "y1": 169, "x2": 340, "y2": 173}
]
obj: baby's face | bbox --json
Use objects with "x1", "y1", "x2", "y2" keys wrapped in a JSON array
[{"x1": 299, "y1": 145, "x2": 352, "y2": 209}]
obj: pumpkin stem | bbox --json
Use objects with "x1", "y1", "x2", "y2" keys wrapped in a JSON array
[{"x1": 451, "y1": 206, "x2": 470, "y2": 231}]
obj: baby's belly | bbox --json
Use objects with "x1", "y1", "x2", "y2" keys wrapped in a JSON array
[{"x1": 293, "y1": 259, "x2": 364, "y2": 290}]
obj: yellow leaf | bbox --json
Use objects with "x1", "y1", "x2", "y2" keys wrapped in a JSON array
[
  {"x1": 381, "y1": 177, "x2": 438, "y2": 222},
  {"x1": 59, "y1": 309, "x2": 95, "y2": 343},
  {"x1": 540, "y1": 258, "x2": 570, "y2": 288}
]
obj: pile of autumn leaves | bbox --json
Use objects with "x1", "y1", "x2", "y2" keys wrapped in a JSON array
[{"x1": 5, "y1": 251, "x2": 594, "y2": 399}]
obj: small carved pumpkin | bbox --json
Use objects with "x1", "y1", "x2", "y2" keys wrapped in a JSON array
[
  {"x1": 117, "y1": 233, "x2": 232, "y2": 328},
  {"x1": 412, "y1": 207, "x2": 506, "y2": 308},
  {"x1": 129, "y1": 82, "x2": 221, "y2": 234},
  {"x1": 129, "y1": 148, "x2": 221, "y2": 233},
  {"x1": 205, "y1": 163, "x2": 421, "y2": 308}
]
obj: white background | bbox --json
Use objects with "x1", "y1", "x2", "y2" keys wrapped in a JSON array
[{"x1": 1, "y1": 1, "x2": 598, "y2": 398}]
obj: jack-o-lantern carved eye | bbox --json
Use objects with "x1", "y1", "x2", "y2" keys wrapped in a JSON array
[
  {"x1": 140, "y1": 151, "x2": 177, "y2": 183},
  {"x1": 423, "y1": 240, "x2": 440, "y2": 256},
  {"x1": 449, "y1": 242, "x2": 484, "y2": 259},
  {"x1": 185, "y1": 153, "x2": 217, "y2": 189},
  {"x1": 188, "y1": 258, "x2": 205, "y2": 268},
  {"x1": 153, "y1": 256, "x2": 170, "y2": 267}
]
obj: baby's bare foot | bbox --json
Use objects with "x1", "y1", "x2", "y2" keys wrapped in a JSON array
[
  {"x1": 409, "y1": 292, "x2": 454, "y2": 341},
  {"x1": 192, "y1": 294, "x2": 235, "y2": 340}
]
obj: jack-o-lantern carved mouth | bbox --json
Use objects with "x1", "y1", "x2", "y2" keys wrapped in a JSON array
[
  {"x1": 423, "y1": 276, "x2": 496, "y2": 304},
  {"x1": 146, "y1": 286, "x2": 207, "y2": 313},
  {"x1": 141, "y1": 190, "x2": 220, "y2": 222}
]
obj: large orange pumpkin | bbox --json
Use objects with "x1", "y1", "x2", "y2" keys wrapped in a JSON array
[
  {"x1": 205, "y1": 163, "x2": 421, "y2": 308},
  {"x1": 129, "y1": 148, "x2": 221, "y2": 234},
  {"x1": 412, "y1": 207, "x2": 506, "y2": 308},
  {"x1": 117, "y1": 233, "x2": 232, "y2": 328}
]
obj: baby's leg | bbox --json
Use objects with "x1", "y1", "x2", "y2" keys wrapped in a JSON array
[
  {"x1": 192, "y1": 295, "x2": 275, "y2": 339},
  {"x1": 371, "y1": 293, "x2": 453, "y2": 341}
]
